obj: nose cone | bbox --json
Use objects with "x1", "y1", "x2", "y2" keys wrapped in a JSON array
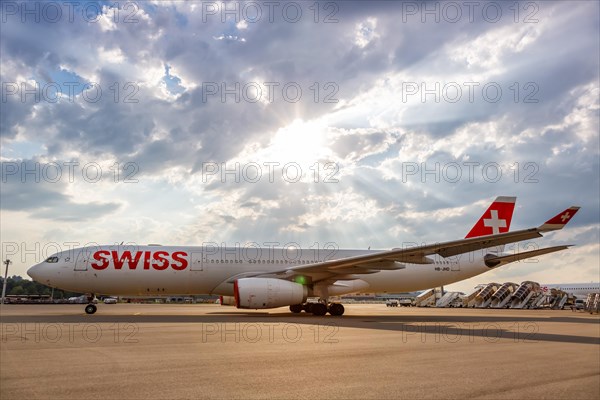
[{"x1": 27, "y1": 263, "x2": 44, "y2": 282}]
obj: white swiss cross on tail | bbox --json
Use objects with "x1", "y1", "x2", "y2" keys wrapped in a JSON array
[
  {"x1": 483, "y1": 210, "x2": 507, "y2": 234},
  {"x1": 465, "y1": 196, "x2": 516, "y2": 238}
]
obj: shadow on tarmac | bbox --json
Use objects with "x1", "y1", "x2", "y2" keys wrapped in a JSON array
[{"x1": 2, "y1": 307, "x2": 599, "y2": 345}]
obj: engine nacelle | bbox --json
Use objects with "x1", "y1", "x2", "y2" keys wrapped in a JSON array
[{"x1": 234, "y1": 278, "x2": 308, "y2": 309}]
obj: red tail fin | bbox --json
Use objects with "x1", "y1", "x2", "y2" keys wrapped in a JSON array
[{"x1": 465, "y1": 196, "x2": 516, "y2": 238}]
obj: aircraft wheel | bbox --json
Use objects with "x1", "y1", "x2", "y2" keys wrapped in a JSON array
[
  {"x1": 311, "y1": 303, "x2": 328, "y2": 316},
  {"x1": 328, "y1": 303, "x2": 345, "y2": 316},
  {"x1": 304, "y1": 303, "x2": 313, "y2": 313},
  {"x1": 289, "y1": 304, "x2": 303, "y2": 313},
  {"x1": 85, "y1": 304, "x2": 97, "y2": 314}
]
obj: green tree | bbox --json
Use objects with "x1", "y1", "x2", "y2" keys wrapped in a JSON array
[
  {"x1": 10, "y1": 285, "x2": 25, "y2": 295},
  {"x1": 1, "y1": 276, "x2": 82, "y2": 298}
]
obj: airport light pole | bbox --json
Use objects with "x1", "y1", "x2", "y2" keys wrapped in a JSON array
[{"x1": 1, "y1": 259, "x2": 12, "y2": 304}]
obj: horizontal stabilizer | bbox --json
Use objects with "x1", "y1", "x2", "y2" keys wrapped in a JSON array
[{"x1": 484, "y1": 245, "x2": 572, "y2": 268}]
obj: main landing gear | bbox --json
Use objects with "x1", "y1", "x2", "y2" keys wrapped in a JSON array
[
  {"x1": 84, "y1": 294, "x2": 97, "y2": 314},
  {"x1": 289, "y1": 302, "x2": 345, "y2": 316}
]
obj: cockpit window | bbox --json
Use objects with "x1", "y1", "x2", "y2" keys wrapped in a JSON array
[{"x1": 45, "y1": 256, "x2": 59, "y2": 263}]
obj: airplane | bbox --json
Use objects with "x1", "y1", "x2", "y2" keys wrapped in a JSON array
[
  {"x1": 27, "y1": 196, "x2": 580, "y2": 316},
  {"x1": 539, "y1": 283, "x2": 600, "y2": 299}
]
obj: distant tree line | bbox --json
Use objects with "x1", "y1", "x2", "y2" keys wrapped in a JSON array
[{"x1": 1, "y1": 275, "x2": 82, "y2": 298}]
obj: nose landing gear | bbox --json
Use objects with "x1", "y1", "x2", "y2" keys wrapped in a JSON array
[{"x1": 84, "y1": 294, "x2": 97, "y2": 314}]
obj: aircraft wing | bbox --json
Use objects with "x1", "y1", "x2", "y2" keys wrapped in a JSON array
[{"x1": 236, "y1": 206, "x2": 580, "y2": 283}]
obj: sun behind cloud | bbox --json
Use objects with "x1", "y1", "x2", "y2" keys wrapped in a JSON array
[{"x1": 264, "y1": 118, "x2": 332, "y2": 167}]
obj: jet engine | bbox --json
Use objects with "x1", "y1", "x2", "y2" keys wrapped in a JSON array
[{"x1": 234, "y1": 278, "x2": 308, "y2": 309}]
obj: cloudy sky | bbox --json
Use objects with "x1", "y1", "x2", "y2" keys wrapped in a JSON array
[{"x1": 1, "y1": 1, "x2": 598, "y2": 292}]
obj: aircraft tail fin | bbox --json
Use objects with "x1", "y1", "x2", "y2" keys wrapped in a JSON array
[{"x1": 465, "y1": 196, "x2": 516, "y2": 239}]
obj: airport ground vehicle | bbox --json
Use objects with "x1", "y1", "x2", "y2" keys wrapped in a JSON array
[
  {"x1": 398, "y1": 298, "x2": 413, "y2": 307},
  {"x1": 386, "y1": 299, "x2": 399, "y2": 307}
]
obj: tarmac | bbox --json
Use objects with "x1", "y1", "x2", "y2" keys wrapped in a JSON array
[{"x1": 1, "y1": 303, "x2": 599, "y2": 399}]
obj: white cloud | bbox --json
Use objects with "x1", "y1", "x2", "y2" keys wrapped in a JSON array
[
  {"x1": 97, "y1": 46, "x2": 126, "y2": 63},
  {"x1": 213, "y1": 34, "x2": 246, "y2": 42},
  {"x1": 354, "y1": 17, "x2": 380, "y2": 48},
  {"x1": 449, "y1": 23, "x2": 543, "y2": 71}
]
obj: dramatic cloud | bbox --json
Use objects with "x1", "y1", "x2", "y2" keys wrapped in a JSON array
[{"x1": 1, "y1": 1, "x2": 598, "y2": 291}]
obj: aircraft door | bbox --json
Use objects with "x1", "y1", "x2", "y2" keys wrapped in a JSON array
[
  {"x1": 190, "y1": 250, "x2": 203, "y2": 271},
  {"x1": 74, "y1": 248, "x2": 92, "y2": 271}
]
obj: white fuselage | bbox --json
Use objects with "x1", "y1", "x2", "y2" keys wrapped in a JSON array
[
  {"x1": 28, "y1": 245, "x2": 494, "y2": 297},
  {"x1": 539, "y1": 283, "x2": 600, "y2": 299}
]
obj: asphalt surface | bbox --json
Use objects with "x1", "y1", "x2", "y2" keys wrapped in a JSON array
[{"x1": 1, "y1": 304, "x2": 599, "y2": 399}]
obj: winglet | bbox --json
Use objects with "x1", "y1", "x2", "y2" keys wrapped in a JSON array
[{"x1": 538, "y1": 206, "x2": 580, "y2": 231}]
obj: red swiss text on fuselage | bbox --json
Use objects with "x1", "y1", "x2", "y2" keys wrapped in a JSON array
[{"x1": 90, "y1": 250, "x2": 189, "y2": 270}]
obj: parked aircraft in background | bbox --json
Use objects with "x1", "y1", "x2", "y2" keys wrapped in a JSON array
[{"x1": 540, "y1": 283, "x2": 600, "y2": 299}]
